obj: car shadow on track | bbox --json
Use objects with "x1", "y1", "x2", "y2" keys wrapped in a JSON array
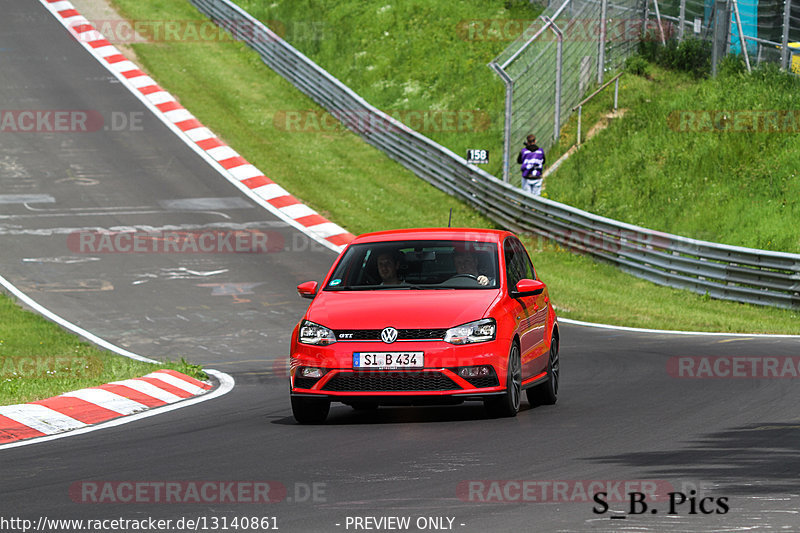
[
  {"x1": 270, "y1": 402, "x2": 539, "y2": 425},
  {"x1": 586, "y1": 422, "x2": 800, "y2": 496}
]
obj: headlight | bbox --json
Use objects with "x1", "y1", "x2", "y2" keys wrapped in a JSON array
[
  {"x1": 298, "y1": 320, "x2": 336, "y2": 345},
  {"x1": 444, "y1": 318, "x2": 496, "y2": 345}
]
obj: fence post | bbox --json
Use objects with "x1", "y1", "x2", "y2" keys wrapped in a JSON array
[
  {"x1": 489, "y1": 62, "x2": 514, "y2": 183},
  {"x1": 781, "y1": 0, "x2": 792, "y2": 70},
  {"x1": 711, "y1": 0, "x2": 731, "y2": 76},
  {"x1": 551, "y1": 18, "x2": 564, "y2": 141},
  {"x1": 597, "y1": 0, "x2": 608, "y2": 84},
  {"x1": 652, "y1": 0, "x2": 667, "y2": 44},
  {"x1": 731, "y1": 0, "x2": 752, "y2": 71},
  {"x1": 678, "y1": 0, "x2": 686, "y2": 41}
]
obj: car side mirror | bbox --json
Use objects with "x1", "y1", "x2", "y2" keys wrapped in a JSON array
[
  {"x1": 297, "y1": 281, "x2": 318, "y2": 299},
  {"x1": 512, "y1": 279, "x2": 544, "y2": 298}
]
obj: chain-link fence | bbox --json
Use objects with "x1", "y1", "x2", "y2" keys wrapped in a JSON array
[
  {"x1": 654, "y1": 0, "x2": 800, "y2": 71},
  {"x1": 490, "y1": 0, "x2": 645, "y2": 182}
]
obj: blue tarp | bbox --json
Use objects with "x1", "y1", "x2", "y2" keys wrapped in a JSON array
[
  {"x1": 703, "y1": 0, "x2": 759, "y2": 56},
  {"x1": 729, "y1": 0, "x2": 759, "y2": 55}
]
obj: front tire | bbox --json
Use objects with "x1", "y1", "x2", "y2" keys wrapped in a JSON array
[
  {"x1": 527, "y1": 334, "x2": 559, "y2": 406},
  {"x1": 291, "y1": 396, "x2": 330, "y2": 424},
  {"x1": 485, "y1": 342, "x2": 521, "y2": 418}
]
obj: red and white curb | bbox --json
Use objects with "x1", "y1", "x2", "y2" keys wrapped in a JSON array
[
  {"x1": 40, "y1": 0, "x2": 355, "y2": 252},
  {"x1": 0, "y1": 369, "x2": 213, "y2": 445}
]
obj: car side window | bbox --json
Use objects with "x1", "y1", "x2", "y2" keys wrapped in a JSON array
[
  {"x1": 513, "y1": 239, "x2": 536, "y2": 280},
  {"x1": 504, "y1": 238, "x2": 523, "y2": 289},
  {"x1": 505, "y1": 238, "x2": 536, "y2": 293}
]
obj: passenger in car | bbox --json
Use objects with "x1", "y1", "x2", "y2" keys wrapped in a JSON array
[{"x1": 453, "y1": 250, "x2": 491, "y2": 286}]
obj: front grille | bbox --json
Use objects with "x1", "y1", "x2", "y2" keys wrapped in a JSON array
[
  {"x1": 322, "y1": 371, "x2": 460, "y2": 392},
  {"x1": 335, "y1": 329, "x2": 447, "y2": 341},
  {"x1": 293, "y1": 377, "x2": 320, "y2": 389},
  {"x1": 336, "y1": 329, "x2": 381, "y2": 341},
  {"x1": 400, "y1": 329, "x2": 447, "y2": 340},
  {"x1": 462, "y1": 374, "x2": 500, "y2": 388}
]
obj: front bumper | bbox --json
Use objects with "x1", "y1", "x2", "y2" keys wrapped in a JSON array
[{"x1": 290, "y1": 339, "x2": 508, "y2": 398}]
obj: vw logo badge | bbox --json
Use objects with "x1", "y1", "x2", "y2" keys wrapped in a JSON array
[{"x1": 380, "y1": 327, "x2": 398, "y2": 344}]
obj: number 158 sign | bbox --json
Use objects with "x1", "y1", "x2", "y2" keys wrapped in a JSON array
[{"x1": 467, "y1": 149, "x2": 489, "y2": 164}]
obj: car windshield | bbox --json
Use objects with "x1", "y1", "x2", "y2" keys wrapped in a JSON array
[{"x1": 324, "y1": 240, "x2": 500, "y2": 290}]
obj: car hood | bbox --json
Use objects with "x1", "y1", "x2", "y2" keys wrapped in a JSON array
[{"x1": 306, "y1": 289, "x2": 501, "y2": 329}]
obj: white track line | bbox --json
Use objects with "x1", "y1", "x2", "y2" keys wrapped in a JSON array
[
  {"x1": 0, "y1": 272, "x2": 156, "y2": 363},
  {"x1": 559, "y1": 317, "x2": 800, "y2": 338}
]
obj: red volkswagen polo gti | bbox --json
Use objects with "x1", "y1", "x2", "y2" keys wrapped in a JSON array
[{"x1": 289, "y1": 228, "x2": 559, "y2": 423}]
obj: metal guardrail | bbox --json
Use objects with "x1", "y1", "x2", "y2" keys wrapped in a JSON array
[{"x1": 188, "y1": 0, "x2": 800, "y2": 310}]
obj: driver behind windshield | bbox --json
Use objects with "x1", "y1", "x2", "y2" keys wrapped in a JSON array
[
  {"x1": 376, "y1": 250, "x2": 403, "y2": 285},
  {"x1": 453, "y1": 249, "x2": 490, "y2": 286}
]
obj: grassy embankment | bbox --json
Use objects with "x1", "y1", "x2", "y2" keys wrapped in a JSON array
[
  {"x1": 549, "y1": 62, "x2": 800, "y2": 252},
  {"x1": 241, "y1": 1, "x2": 800, "y2": 252},
  {"x1": 102, "y1": 0, "x2": 799, "y2": 333}
]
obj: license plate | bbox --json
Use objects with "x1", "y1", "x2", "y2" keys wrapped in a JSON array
[{"x1": 353, "y1": 352, "x2": 424, "y2": 369}]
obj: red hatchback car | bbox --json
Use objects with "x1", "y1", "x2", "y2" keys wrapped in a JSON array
[{"x1": 289, "y1": 228, "x2": 559, "y2": 423}]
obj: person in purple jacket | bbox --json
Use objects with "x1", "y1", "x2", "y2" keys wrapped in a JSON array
[{"x1": 517, "y1": 134, "x2": 545, "y2": 196}]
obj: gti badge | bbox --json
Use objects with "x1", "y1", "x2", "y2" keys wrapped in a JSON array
[{"x1": 380, "y1": 327, "x2": 398, "y2": 344}]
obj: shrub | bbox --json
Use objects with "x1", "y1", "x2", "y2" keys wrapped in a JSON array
[
  {"x1": 637, "y1": 38, "x2": 711, "y2": 78},
  {"x1": 625, "y1": 54, "x2": 650, "y2": 77},
  {"x1": 717, "y1": 54, "x2": 747, "y2": 77},
  {"x1": 672, "y1": 38, "x2": 711, "y2": 77},
  {"x1": 637, "y1": 33, "x2": 661, "y2": 62},
  {"x1": 750, "y1": 61, "x2": 800, "y2": 90}
]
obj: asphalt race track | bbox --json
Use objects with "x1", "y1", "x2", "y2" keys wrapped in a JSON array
[{"x1": 1, "y1": 2, "x2": 800, "y2": 532}]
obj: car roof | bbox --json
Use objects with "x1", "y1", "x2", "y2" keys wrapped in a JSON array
[{"x1": 350, "y1": 228, "x2": 513, "y2": 244}]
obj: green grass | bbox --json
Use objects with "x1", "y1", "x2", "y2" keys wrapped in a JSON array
[
  {"x1": 216, "y1": 0, "x2": 542, "y2": 180},
  {"x1": 528, "y1": 241, "x2": 799, "y2": 333},
  {"x1": 0, "y1": 292, "x2": 206, "y2": 405},
  {"x1": 102, "y1": 0, "x2": 800, "y2": 334},
  {"x1": 228, "y1": 1, "x2": 800, "y2": 253},
  {"x1": 547, "y1": 61, "x2": 800, "y2": 252}
]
